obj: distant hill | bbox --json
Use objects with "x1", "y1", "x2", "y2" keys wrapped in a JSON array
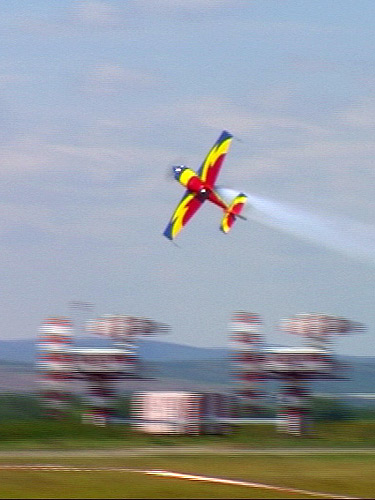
[
  {"x1": 0, "y1": 356, "x2": 374, "y2": 396},
  {"x1": 143, "y1": 357, "x2": 375, "y2": 395},
  {"x1": 0, "y1": 337, "x2": 374, "y2": 396},
  {"x1": 143, "y1": 359, "x2": 229, "y2": 385},
  {"x1": 0, "y1": 339, "x2": 38, "y2": 364},
  {"x1": 312, "y1": 356, "x2": 375, "y2": 394},
  {"x1": 137, "y1": 339, "x2": 227, "y2": 361},
  {"x1": 0, "y1": 337, "x2": 227, "y2": 364}
]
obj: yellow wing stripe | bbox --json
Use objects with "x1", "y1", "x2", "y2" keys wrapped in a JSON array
[
  {"x1": 220, "y1": 194, "x2": 247, "y2": 234},
  {"x1": 234, "y1": 194, "x2": 247, "y2": 205},
  {"x1": 221, "y1": 213, "x2": 232, "y2": 233},
  {"x1": 170, "y1": 192, "x2": 196, "y2": 239},
  {"x1": 200, "y1": 137, "x2": 232, "y2": 183}
]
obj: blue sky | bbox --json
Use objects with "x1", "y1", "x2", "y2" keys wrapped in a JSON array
[{"x1": 0, "y1": 0, "x2": 375, "y2": 355}]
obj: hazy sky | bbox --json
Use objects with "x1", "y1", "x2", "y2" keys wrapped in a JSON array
[{"x1": 1, "y1": 0, "x2": 375, "y2": 355}]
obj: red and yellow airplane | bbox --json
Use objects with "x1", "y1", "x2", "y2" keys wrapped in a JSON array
[{"x1": 163, "y1": 130, "x2": 247, "y2": 240}]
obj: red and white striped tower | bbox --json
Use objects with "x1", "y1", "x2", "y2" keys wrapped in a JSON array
[
  {"x1": 229, "y1": 311, "x2": 265, "y2": 405},
  {"x1": 281, "y1": 313, "x2": 364, "y2": 352},
  {"x1": 78, "y1": 314, "x2": 169, "y2": 424},
  {"x1": 72, "y1": 348, "x2": 135, "y2": 425},
  {"x1": 37, "y1": 317, "x2": 73, "y2": 418},
  {"x1": 37, "y1": 313, "x2": 168, "y2": 424},
  {"x1": 86, "y1": 314, "x2": 168, "y2": 351},
  {"x1": 272, "y1": 313, "x2": 364, "y2": 435}
]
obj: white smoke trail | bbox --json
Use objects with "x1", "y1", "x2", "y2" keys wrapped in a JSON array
[{"x1": 216, "y1": 187, "x2": 375, "y2": 264}]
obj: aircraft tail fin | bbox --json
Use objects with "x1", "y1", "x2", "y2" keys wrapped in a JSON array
[{"x1": 220, "y1": 193, "x2": 247, "y2": 233}]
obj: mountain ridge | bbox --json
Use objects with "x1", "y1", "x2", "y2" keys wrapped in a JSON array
[
  {"x1": 0, "y1": 337, "x2": 227, "y2": 363},
  {"x1": 0, "y1": 338, "x2": 374, "y2": 394},
  {"x1": 0, "y1": 337, "x2": 374, "y2": 364}
]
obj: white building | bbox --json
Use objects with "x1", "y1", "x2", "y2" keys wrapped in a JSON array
[{"x1": 131, "y1": 391, "x2": 234, "y2": 435}]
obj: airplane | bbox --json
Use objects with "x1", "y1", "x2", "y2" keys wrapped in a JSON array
[{"x1": 163, "y1": 130, "x2": 247, "y2": 240}]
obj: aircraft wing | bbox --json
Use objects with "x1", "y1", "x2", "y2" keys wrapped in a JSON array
[
  {"x1": 163, "y1": 190, "x2": 204, "y2": 240},
  {"x1": 197, "y1": 130, "x2": 233, "y2": 188}
]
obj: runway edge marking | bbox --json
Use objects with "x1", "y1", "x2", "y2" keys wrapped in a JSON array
[{"x1": 0, "y1": 465, "x2": 358, "y2": 499}]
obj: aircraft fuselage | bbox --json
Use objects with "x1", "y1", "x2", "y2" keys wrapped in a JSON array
[{"x1": 173, "y1": 166, "x2": 227, "y2": 210}]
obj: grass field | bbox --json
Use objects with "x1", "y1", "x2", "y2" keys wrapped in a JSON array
[
  {"x1": 0, "y1": 420, "x2": 373, "y2": 498},
  {"x1": 0, "y1": 453, "x2": 373, "y2": 498},
  {"x1": 0, "y1": 396, "x2": 374, "y2": 498},
  {"x1": 0, "y1": 419, "x2": 375, "y2": 449}
]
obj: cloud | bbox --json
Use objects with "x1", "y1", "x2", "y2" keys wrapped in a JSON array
[
  {"x1": 0, "y1": 140, "x2": 52, "y2": 174},
  {"x1": 81, "y1": 64, "x2": 161, "y2": 94},
  {"x1": 340, "y1": 97, "x2": 375, "y2": 128},
  {"x1": 173, "y1": 97, "x2": 330, "y2": 136},
  {"x1": 72, "y1": 1, "x2": 122, "y2": 28},
  {"x1": 0, "y1": 135, "x2": 174, "y2": 193},
  {"x1": 135, "y1": 0, "x2": 231, "y2": 13},
  {"x1": 274, "y1": 140, "x2": 375, "y2": 159},
  {"x1": 0, "y1": 199, "x2": 135, "y2": 246},
  {"x1": 0, "y1": 72, "x2": 29, "y2": 89},
  {"x1": 15, "y1": 1, "x2": 126, "y2": 36},
  {"x1": 0, "y1": 203, "x2": 53, "y2": 231}
]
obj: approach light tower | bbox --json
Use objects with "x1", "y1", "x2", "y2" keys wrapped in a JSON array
[
  {"x1": 271, "y1": 313, "x2": 364, "y2": 435},
  {"x1": 86, "y1": 314, "x2": 169, "y2": 349},
  {"x1": 229, "y1": 311, "x2": 364, "y2": 435},
  {"x1": 38, "y1": 313, "x2": 169, "y2": 425},
  {"x1": 37, "y1": 318, "x2": 74, "y2": 418},
  {"x1": 77, "y1": 314, "x2": 169, "y2": 424},
  {"x1": 229, "y1": 312, "x2": 265, "y2": 407},
  {"x1": 281, "y1": 313, "x2": 364, "y2": 351}
]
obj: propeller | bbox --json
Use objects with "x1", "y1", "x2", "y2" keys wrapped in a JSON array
[{"x1": 165, "y1": 165, "x2": 176, "y2": 181}]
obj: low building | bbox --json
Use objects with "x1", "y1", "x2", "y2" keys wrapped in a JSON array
[{"x1": 131, "y1": 391, "x2": 234, "y2": 435}]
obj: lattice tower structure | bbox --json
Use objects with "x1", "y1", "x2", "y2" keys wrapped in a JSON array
[
  {"x1": 37, "y1": 317, "x2": 74, "y2": 418},
  {"x1": 264, "y1": 346, "x2": 337, "y2": 435},
  {"x1": 86, "y1": 314, "x2": 169, "y2": 352},
  {"x1": 271, "y1": 313, "x2": 364, "y2": 435},
  {"x1": 229, "y1": 311, "x2": 265, "y2": 405},
  {"x1": 72, "y1": 348, "x2": 136, "y2": 425},
  {"x1": 80, "y1": 314, "x2": 169, "y2": 424},
  {"x1": 281, "y1": 313, "x2": 364, "y2": 351}
]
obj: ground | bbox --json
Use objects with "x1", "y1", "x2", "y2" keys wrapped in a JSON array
[
  {"x1": 0, "y1": 421, "x2": 374, "y2": 498},
  {"x1": 0, "y1": 451, "x2": 373, "y2": 498}
]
